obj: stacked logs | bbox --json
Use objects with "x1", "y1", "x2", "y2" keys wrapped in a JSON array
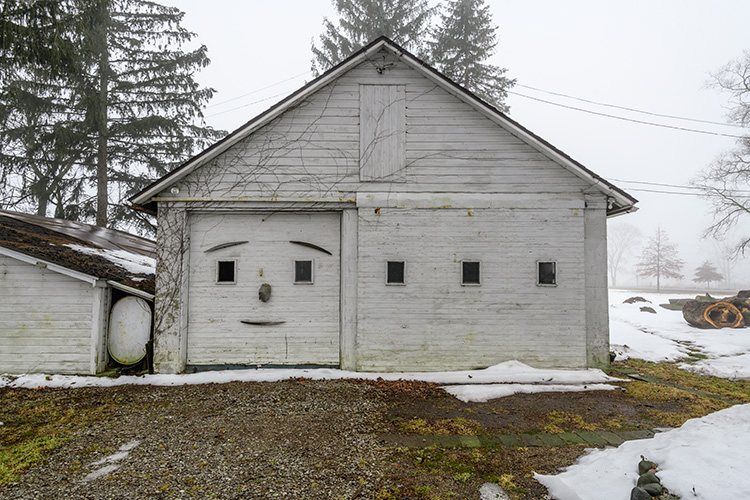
[{"x1": 682, "y1": 291, "x2": 750, "y2": 329}]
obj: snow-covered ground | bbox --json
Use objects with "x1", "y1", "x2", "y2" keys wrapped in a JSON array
[
  {"x1": 609, "y1": 289, "x2": 750, "y2": 379},
  {"x1": 539, "y1": 289, "x2": 750, "y2": 500}
]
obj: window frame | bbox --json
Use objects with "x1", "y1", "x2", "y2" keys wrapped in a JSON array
[
  {"x1": 293, "y1": 259, "x2": 314, "y2": 285},
  {"x1": 461, "y1": 260, "x2": 481, "y2": 286},
  {"x1": 385, "y1": 260, "x2": 406, "y2": 286},
  {"x1": 216, "y1": 259, "x2": 237, "y2": 285},
  {"x1": 537, "y1": 260, "x2": 558, "y2": 287}
]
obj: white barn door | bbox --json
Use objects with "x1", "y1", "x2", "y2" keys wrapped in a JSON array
[{"x1": 187, "y1": 212, "x2": 341, "y2": 366}]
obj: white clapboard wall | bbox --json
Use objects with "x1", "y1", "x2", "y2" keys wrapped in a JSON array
[{"x1": 0, "y1": 254, "x2": 99, "y2": 374}]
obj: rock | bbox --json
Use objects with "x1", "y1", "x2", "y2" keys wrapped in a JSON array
[
  {"x1": 643, "y1": 482, "x2": 663, "y2": 496},
  {"x1": 638, "y1": 459, "x2": 657, "y2": 475},
  {"x1": 640, "y1": 306, "x2": 657, "y2": 314},
  {"x1": 637, "y1": 472, "x2": 661, "y2": 487},
  {"x1": 624, "y1": 296, "x2": 650, "y2": 304},
  {"x1": 609, "y1": 351, "x2": 617, "y2": 363},
  {"x1": 630, "y1": 486, "x2": 651, "y2": 500}
]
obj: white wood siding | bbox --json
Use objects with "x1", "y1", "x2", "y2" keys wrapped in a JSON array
[
  {"x1": 355, "y1": 207, "x2": 588, "y2": 371},
  {"x1": 0, "y1": 254, "x2": 95, "y2": 374},
  {"x1": 360, "y1": 85, "x2": 406, "y2": 181},
  {"x1": 173, "y1": 61, "x2": 591, "y2": 202},
  {"x1": 186, "y1": 212, "x2": 340, "y2": 366}
]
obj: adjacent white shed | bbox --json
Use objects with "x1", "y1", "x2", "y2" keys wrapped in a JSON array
[
  {"x1": 0, "y1": 210, "x2": 155, "y2": 375},
  {"x1": 130, "y1": 37, "x2": 637, "y2": 374}
]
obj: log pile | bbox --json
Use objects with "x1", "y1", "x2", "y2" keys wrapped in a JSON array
[{"x1": 682, "y1": 291, "x2": 750, "y2": 329}]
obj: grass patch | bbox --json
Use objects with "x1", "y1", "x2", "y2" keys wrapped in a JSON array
[
  {"x1": 616, "y1": 359, "x2": 750, "y2": 403},
  {"x1": 623, "y1": 380, "x2": 731, "y2": 428},
  {"x1": 542, "y1": 411, "x2": 599, "y2": 434},
  {"x1": 0, "y1": 390, "x2": 112, "y2": 485},
  {"x1": 396, "y1": 417, "x2": 482, "y2": 436}
]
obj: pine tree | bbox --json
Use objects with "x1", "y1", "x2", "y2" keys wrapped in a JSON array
[
  {"x1": 636, "y1": 227, "x2": 685, "y2": 292},
  {"x1": 429, "y1": 0, "x2": 514, "y2": 112},
  {"x1": 693, "y1": 260, "x2": 724, "y2": 289},
  {"x1": 311, "y1": 0, "x2": 435, "y2": 76},
  {"x1": 0, "y1": 0, "x2": 222, "y2": 231}
]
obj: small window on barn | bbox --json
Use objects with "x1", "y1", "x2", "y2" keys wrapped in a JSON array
[
  {"x1": 386, "y1": 261, "x2": 405, "y2": 285},
  {"x1": 217, "y1": 260, "x2": 236, "y2": 284},
  {"x1": 461, "y1": 261, "x2": 481, "y2": 286},
  {"x1": 294, "y1": 260, "x2": 313, "y2": 284},
  {"x1": 538, "y1": 261, "x2": 557, "y2": 286}
]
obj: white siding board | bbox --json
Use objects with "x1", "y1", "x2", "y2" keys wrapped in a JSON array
[
  {"x1": 355, "y1": 208, "x2": 587, "y2": 371},
  {"x1": 0, "y1": 254, "x2": 96, "y2": 374}
]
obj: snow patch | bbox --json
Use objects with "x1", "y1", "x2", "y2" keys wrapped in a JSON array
[
  {"x1": 480, "y1": 482, "x2": 511, "y2": 499},
  {"x1": 64, "y1": 244, "x2": 155, "y2": 275},
  {"x1": 0, "y1": 361, "x2": 621, "y2": 390},
  {"x1": 535, "y1": 404, "x2": 750, "y2": 500},
  {"x1": 83, "y1": 440, "x2": 140, "y2": 482},
  {"x1": 444, "y1": 383, "x2": 617, "y2": 403}
]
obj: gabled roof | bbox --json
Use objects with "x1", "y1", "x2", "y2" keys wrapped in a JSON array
[
  {"x1": 130, "y1": 36, "x2": 637, "y2": 216},
  {"x1": 0, "y1": 209, "x2": 155, "y2": 296}
]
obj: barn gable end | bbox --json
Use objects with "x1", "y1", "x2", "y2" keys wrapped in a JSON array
[{"x1": 132, "y1": 38, "x2": 636, "y2": 374}]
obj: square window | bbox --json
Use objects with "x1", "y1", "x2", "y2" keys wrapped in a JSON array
[
  {"x1": 538, "y1": 261, "x2": 557, "y2": 286},
  {"x1": 217, "y1": 260, "x2": 236, "y2": 284},
  {"x1": 461, "y1": 261, "x2": 481, "y2": 286},
  {"x1": 386, "y1": 261, "x2": 405, "y2": 285},
  {"x1": 294, "y1": 260, "x2": 313, "y2": 284}
]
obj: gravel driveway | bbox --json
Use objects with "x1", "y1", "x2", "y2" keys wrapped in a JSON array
[{"x1": 3, "y1": 379, "x2": 395, "y2": 499}]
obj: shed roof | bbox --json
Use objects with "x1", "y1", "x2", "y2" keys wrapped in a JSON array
[
  {"x1": 0, "y1": 209, "x2": 155, "y2": 295},
  {"x1": 130, "y1": 36, "x2": 637, "y2": 216}
]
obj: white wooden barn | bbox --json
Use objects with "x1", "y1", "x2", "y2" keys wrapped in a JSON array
[
  {"x1": 130, "y1": 37, "x2": 637, "y2": 374},
  {"x1": 0, "y1": 209, "x2": 155, "y2": 374}
]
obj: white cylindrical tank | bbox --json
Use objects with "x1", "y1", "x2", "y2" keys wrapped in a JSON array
[{"x1": 108, "y1": 296, "x2": 152, "y2": 365}]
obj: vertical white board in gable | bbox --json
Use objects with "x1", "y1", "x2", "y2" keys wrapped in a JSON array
[{"x1": 359, "y1": 84, "x2": 406, "y2": 182}]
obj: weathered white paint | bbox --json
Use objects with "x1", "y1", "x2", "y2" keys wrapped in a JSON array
[
  {"x1": 340, "y1": 208, "x2": 358, "y2": 370},
  {"x1": 186, "y1": 212, "x2": 341, "y2": 366},
  {"x1": 0, "y1": 254, "x2": 97, "y2": 374},
  {"x1": 171, "y1": 60, "x2": 593, "y2": 203},
  {"x1": 584, "y1": 193, "x2": 610, "y2": 367},
  {"x1": 357, "y1": 192, "x2": 586, "y2": 210},
  {"x1": 355, "y1": 207, "x2": 588, "y2": 371},
  {"x1": 152, "y1": 203, "x2": 189, "y2": 374},
  {"x1": 360, "y1": 84, "x2": 406, "y2": 181},
  {"x1": 90, "y1": 283, "x2": 110, "y2": 374}
]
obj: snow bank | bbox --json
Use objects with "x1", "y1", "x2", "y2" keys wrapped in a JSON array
[
  {"x1": 535, "y1": 403, "x2": 750, "y2": 500},
  {"x1": 443, "y1": 383, "x2": 617, "y2": 403},
  {"x1": 0, "y1": 360, "x2": 620, "y2": 390}
]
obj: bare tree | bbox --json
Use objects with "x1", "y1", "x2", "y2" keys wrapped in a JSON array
[
  {"x1": 607, "y1": 221, "x2": 641, "y2": 287},
  {"x1": 694, "y1": 50, "x2": 750, "y2": 252},
  {"x1": 713, "y1": 240, "x2": 740, "y2": 289},
  {"x1": 636, "y1": 227, "x2": 685, "y2": 292}
]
